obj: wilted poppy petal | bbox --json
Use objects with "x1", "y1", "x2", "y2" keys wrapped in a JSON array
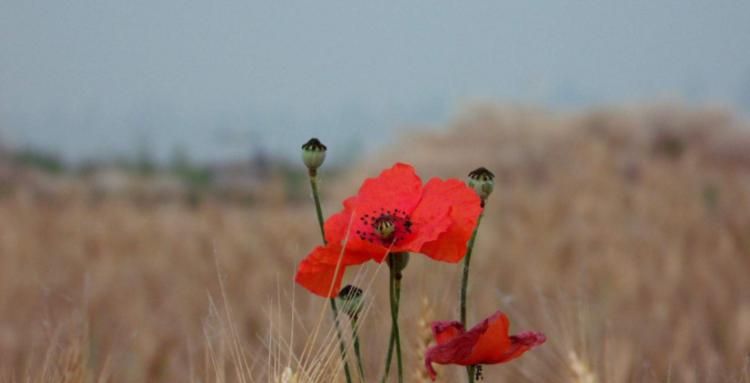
[
  {"x1": 295, "y1": 244, "x2": 370, "y2": 297},
  {"x1": 424, "y1": 325, "x2": 482, "y2": 380},
  {"x1": 412, "y1": 178, "x2": 482, "y2": 261},
  {"x1": 499, "y1": 331, "x2": 547, "y2": 362},
  {"x1": 424, "y1": 311, "x2": 545, "y2": 381},
  {"x1": 432, "y1": 320, "x2": 465, "y2": 345},
  {"x1": 463, "y1": 311, "x2": 512, "y2": 364}
]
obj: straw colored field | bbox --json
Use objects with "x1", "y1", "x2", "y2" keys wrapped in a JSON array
[{"x1": 1, "y1": 105, "x2": 749, "y2": 382}]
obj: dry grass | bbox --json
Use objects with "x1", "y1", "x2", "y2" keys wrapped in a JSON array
[
  {"x1": 1, "y1": 104, "x2": 750, "y2": 382},
  {"x1": 412, "y1": 297, "x2": 437, "y2": 383}
]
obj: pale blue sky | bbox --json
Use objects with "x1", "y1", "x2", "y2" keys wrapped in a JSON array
[{"x1": 1, "y1": 1, "x2": 749, "y2": 162}]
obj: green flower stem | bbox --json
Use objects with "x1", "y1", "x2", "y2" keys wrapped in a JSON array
[
  {"x1": 352, "y1": 316, "x2": 365, "y2": 380},
  {"x1": 393, "y1": 277, "x2": 403, "y2": 383},
  {"x1": 379, "y1": 319, "x2": 395, "y2": 383},
  {"x1": 329, "y1": 298, "x2": 354, "y2": 383},
  {"x1": 460, "y1": 208, "x2": 485, "y2": 383},
  {"x1": 384, "y1": 253, "x2": 404, "y2": 383},
  {"x1": 309, "y1": 173, "x2": 327, "y2": 243},
  {"x1": 308, "y1": 173, "x2": 353, "y2": 383}
]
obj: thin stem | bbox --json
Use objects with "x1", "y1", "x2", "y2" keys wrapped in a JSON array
[
  {"x1": 308, "y1": 172, "x2": 353, "y2": 383},
  {"x1": 309, "y1": 174, "x2": 326, "y2": 243},
  {"x1": 394, "y1": 277, "x2": 403, "y2": 383},
  {"x1": 460, "y1": 211, "x2": 484, "y2": 325},
  {"x1": 460, "y1": 207, "x2": 485, "y2": 383},
  {"x1": 379, "y1": 314, "x2": 396, "y2": 383},
  {"x1": 330, "y1": 299, "x2": 354, "y2": 383},
  {"x1": 352, "y1": 317, "x2": 365, "y2": 380},
  {"x1": 385, "y1": 254, "x2": 404, "y2": 383}
]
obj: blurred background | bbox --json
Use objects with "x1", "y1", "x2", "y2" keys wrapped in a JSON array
[{"x1": 1, "y1": 1, "x2": 749, "y2": 382}]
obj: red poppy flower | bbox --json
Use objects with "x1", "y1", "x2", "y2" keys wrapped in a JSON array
[
  {"x1": 425, "y1": 311, "x2": 546, "y2": 380},
  {"x1": 295, "y1": 163, "x2": 482, "y2": 297}
]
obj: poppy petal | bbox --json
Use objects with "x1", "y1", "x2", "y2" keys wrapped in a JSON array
[
  {"x1": 412, "y1": 178, "x2": 482, "y2": 261},
  {"x1": 344, "y1": 163, "x2": 425, "y2": 254},
  {"x1": 424, "y1": 311, "x2": 545, "y2": 380},
  {"x1": 464, "y1": 311, "x2": 512, "y2": 365},
  {"x1": 498, "y1": 331, "x2": 547, "y2": 362},
  {"x1": 431, "y1": 320, "x2": 465, "y2": 345},
  {"x1": 323, "y1": 196, "x2": 357, "y2": 244},
  {"x1": 350, "y1": 163, "x2": 423, "y2": 214},
  {"x1": 294, "y1": 244, "x2": 370, "y2": 297},
  {"x1": 425, "y1": 325, "x2": 482, "y2": 381},
  {"x1": 358, "y1": 162, "x2": 423, "y2": 205}
]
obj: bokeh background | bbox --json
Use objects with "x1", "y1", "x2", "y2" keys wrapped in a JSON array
[{"x1": 1, "y1": 2, "x2": 750, "y2": 382}]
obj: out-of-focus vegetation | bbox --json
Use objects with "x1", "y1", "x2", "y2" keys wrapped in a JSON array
[
  {"x1": 0, "y1": 141, "x2": 315, "y2": 207},
  {"x1": 1, "y1": 104, "x2": 749, "y2": 382},
  {"x1": 13, "y1": 148, "x2": 66, "y2": 174}
]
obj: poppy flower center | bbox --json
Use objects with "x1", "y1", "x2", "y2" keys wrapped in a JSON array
[
  {"x1": 375, "y1": 217, "x2": 396, "y2": 238},
  {"x1": 356, "y1": 208, "x2": 413, "y2": 246}
]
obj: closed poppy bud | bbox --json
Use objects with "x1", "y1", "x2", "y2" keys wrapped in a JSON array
[
  {"x1": 467, "y1": 167, "x2": 495, "y2": 202},
  {"x1": 337, "y1": 284, "x2": 364, "y2": 319},
  {"x1": 301, "y1": 138, "x2": 327, "y2": 172}
]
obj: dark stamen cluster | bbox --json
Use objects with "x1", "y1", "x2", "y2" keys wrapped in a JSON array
[{"x1": 356, "y1": 208, "x2": 413, "y2": 245}]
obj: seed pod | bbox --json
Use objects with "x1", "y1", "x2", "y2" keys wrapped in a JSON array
[
  {"x1": 301, "y1": 138, "x2": 327, "y2": 172},
  {"x1": 467, "y1": 167, "x2": 495, "y2": 202}
]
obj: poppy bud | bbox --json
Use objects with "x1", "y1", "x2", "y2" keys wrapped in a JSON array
[
  {"x1": 337, "y1": 284, "x2": 364, "y2": 319},
  {"x1": 387, "y1": 252, "x2": 410, "y2": 276},
  {"x1": 301, "y1": 138, "x2": 327, "y2": 172},
  {"x1": 467, "y1": 167, "x2": 495, "y2": 202}
]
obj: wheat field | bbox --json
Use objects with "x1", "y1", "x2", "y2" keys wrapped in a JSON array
[{"x1": 1, "y1": 104, "x2": 749, "y2": 382}]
